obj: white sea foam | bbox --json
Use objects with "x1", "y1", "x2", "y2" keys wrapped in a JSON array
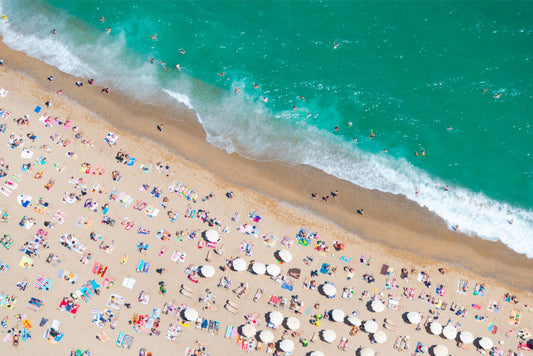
[{"x1": 2, "y1": 0, "x2": 532, "y2": 258}]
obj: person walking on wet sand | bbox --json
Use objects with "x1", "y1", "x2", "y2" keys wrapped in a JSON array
[{"x1": 157, "y1": 124, "x2": 164, "y2": 132}]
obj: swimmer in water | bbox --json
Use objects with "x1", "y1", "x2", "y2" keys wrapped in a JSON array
[
  {"x1": 369, "y1": 129, "x2": 375, "y2": 139},
  {"x1": 98, "y1": 17, "x2": 105, "y2": 22},
  {"x1": 175, "y1": 64, "x2": 181, "y2": 71},
  {"x1": 334, "y1": 126, "x2": 339, "y2": 132},
  {"x1": 161, "y1": 61, "x2": 166, "y2": 66},
  {"x1": 333, "y1": 42, "x2": 339, "y2": 49},
  {"x1": 261, "y1": 97, "x2": 268, "y2": 103},
  {"x1": 180, "y1": 48, "x2": 185, "y2": 54},
  {"x1": 415, "y1": 148, "x2": 425, "y2": 156},
  {"x1": 218, "y1": 72, "x2": 225, "y2": 77},
  {"x1": 152, "y1": 34, "x2": 158, "y2": 40},
  {"x1": 306, "y1": 112, "x2": 311, "y2": 118},
  {"x1": 235, "y1": 87, "x2": 240, "y2": 94},
  {"x1": 299, "y1": 96, "x2": 305, "y2": 101},
  {"x1": 353, "y1": 137, "x2": 358, "y2": 143},
  {"x1": 253, "y1": 83, "x2": 259, "y2": 89},
  {"x1": 482, "y1": 89, "x2": 487, "y2": 94},
  {"x1": 493, "y1": 93, "x2": 502, "y2": 98},
  {"x1": 52, "y1": 29, "x2": 57, "y2": 35},
  {"x1": 292, "y1": 106, "x2": 297, "y2": 110},
  {"x1": 151, "y1": 58, "x2": 155, "y2": 64},
  {"x1": 348, "y1": 121, "x2": 353, "y2": 127},
  {"x1": 105, "y1": 27, "x2": 111, "y2": 34}
]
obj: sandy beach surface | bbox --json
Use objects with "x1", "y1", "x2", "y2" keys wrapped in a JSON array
[{"x1": 0, "y1": 40, "x2": 532, "y2": 356}]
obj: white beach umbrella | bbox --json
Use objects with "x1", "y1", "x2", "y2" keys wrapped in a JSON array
[
  {"x1": 252, "y1": 262, "x2": 266, "y2": 275},
  {"x1": 277, "y1": 249, "x2": 293, "y2": 262},
  {"x1": 240, "y1": 324, "x2": 256, "y2": 337},
  {"x1": 479, "y1": 337, "x2": 494, "y2": 350},
  {"x1": 279, "y1": 339, "x2": 294, "y2": 352},
  {"x1": 204, "y1": 229, "x2": 220, "y2": 242},
  {"x1": 346, "y1": 316, "x2": 362, "y2": 326},
  {"x1": 359, "y1": 347, "x2": 375, "y2": 356},
  {"x1": 309, "y1": 352, "x2": 324, "y2": 356},
  {"x1": 183, "y1": 308, "x2": 198, "y2": 321},
  {"x1": 322, "y1": 283, "x2": 337, "y2": 298},
  {"x1": 266, "y1": 264, "x2": 281, "y2": 276},
  {"x1": 442, "y1": 324, "x2": 457, "y2": 340},
  {"x1": 459, "y1": 331, "x2": 474, "y2": 344},
  {"x1": 200, "y1": 265, "x2": 215, "y2": 278},
  {"x1": 330, "y1": 309, "x2": 345, "y2": 322},
  {"x1": 321, "y1": 329, "x2": 336, "y2": 343},
  {"x1": 371, "y1": 300, "x2": 385, "y2": 312},
  {"x1": 285, "y1": 317, "x2": 300, "y2": 331},
  {"x1": 259, "y1": 330, "x2": 274, "y2": 343},
  {"x1": 407, "y1": 311, "x2": 422, "y2": 324},
  {"x1": 433, "y1": 344, "x2": 448, "y2": 356},
  {"x1": 429, "y1": 321, "x2": 442, "y2": 335},
  {"x1": 364, "y1": 320, "x2": 378, "y2": 333},
  {"x1": 269, "y1": 311, "x2": 283, "y2": 326},
  {"x1": 232, "y1": 258, "x2": 247, "y2": 271},
  {"x1": 373, "y1": 330, "x2": 387, "y2": 344}
]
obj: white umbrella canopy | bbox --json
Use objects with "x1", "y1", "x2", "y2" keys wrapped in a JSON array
[
  {"x1": 279, "y1": 339, "x2": 295, "y2": 352},
  {"x1": 285, "y1": 317, "x2": 300, "y2": 331},
  {"x1": 259, "y1": 330, "x2": 274, "y2": 343},
  {"x1": 252, "y1": 262, "x2": 266, "y2": 275},
  {"x1": 183, "y1": 308, "x2": 198, "y2": 321},
  {"x1": 232, "y1": 258, "x2": 247, "y2": 271},
  {"x1": 200, "y1": 265, "x2": 215, "y2": 278},
  {"x1": 479, "y1": 337, "x2": 494, "y2": 350},
  {"x1": 433, "y1": 344, "x2": 448, "y2": 356},
  {"x1": 364, "y1": 320, "x2": 378, "y2": 333},
  {"x1": 240, "y1": 324, "x2": 256, "y2": 337},
  {"x1": 373, "y1": 330, "x2": 387, "y2": 344},
  {"x1": 459, "y1": 331, "x2": 474, "y2": 344},
  {"x1": 321, "y1": 329, "x2": 336, "y2": 343},
  {"x1": 322, "y1": 283, "x2": 337, "y2": 297},
  {"x1": 442, "y1": 324, "x2": 457, "y2": 340},
  {"x1": 266, "y1": 264, "x2": 281, "y2": 276},
  {"x1": 346, "y1": 316, "x2": 362, "y2": 326},
  {"x1": 360, "y1": 347, "x2": 375, "y2": 356},
  {"x1": 330, "y1": 309, "x2": 345, "y2": 322},
  {"x1": 204, "y1": 229, "x2": 220, "y2": 242},
  {"x1": 269, "y1": 311, "x2": 283, "y2": 325},
  {"x1": 277, "y1": 249, "x2": 293, "y2": 262},
  {"x1": 309, "y1": 352, "x2": 325, "y2": 356},
  {"x1": 429, "y1": 321, "x2": 443, "y2": 335},
  {"x1": 407, "y1": 311, "x2": 422, "y2": 324},
  {"x1": 371, "y1": 300, "x2": 385, "y2": 312}
]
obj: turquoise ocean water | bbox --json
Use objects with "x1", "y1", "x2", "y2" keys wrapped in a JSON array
[{"x1": 1, "y1": 0, "x2": 532, "y2": 256}]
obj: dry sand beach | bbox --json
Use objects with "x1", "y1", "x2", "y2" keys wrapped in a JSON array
[{"x1": 0, "y1": 40, "x2": 532, "y2": 356}]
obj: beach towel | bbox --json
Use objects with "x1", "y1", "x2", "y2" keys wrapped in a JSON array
[
  {"x1": 281, "y1": 283, "x2": 293, "y2": 292},
  {"x1": 34, "y1": 106, "x2": 41, "y2": 113}
]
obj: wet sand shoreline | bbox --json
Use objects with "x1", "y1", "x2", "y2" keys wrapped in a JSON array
[{"x1": 1, "y1": 37, "x2": 532, "y2": 293}]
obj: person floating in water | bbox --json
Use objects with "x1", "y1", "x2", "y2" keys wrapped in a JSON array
[
  {"x1": 98, "y1": 17, "x2": 105, "y2": 22},
  {"x1": 415, "y1": 147, "x2": 425, "y2": 156},
  {"x1": 493, "y1": 93, "x2": 502, "y2": 99}
]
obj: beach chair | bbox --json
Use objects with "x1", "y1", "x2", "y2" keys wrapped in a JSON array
[{"x1": 122, "y1": 334, "x2": 134, "y2": 349}]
